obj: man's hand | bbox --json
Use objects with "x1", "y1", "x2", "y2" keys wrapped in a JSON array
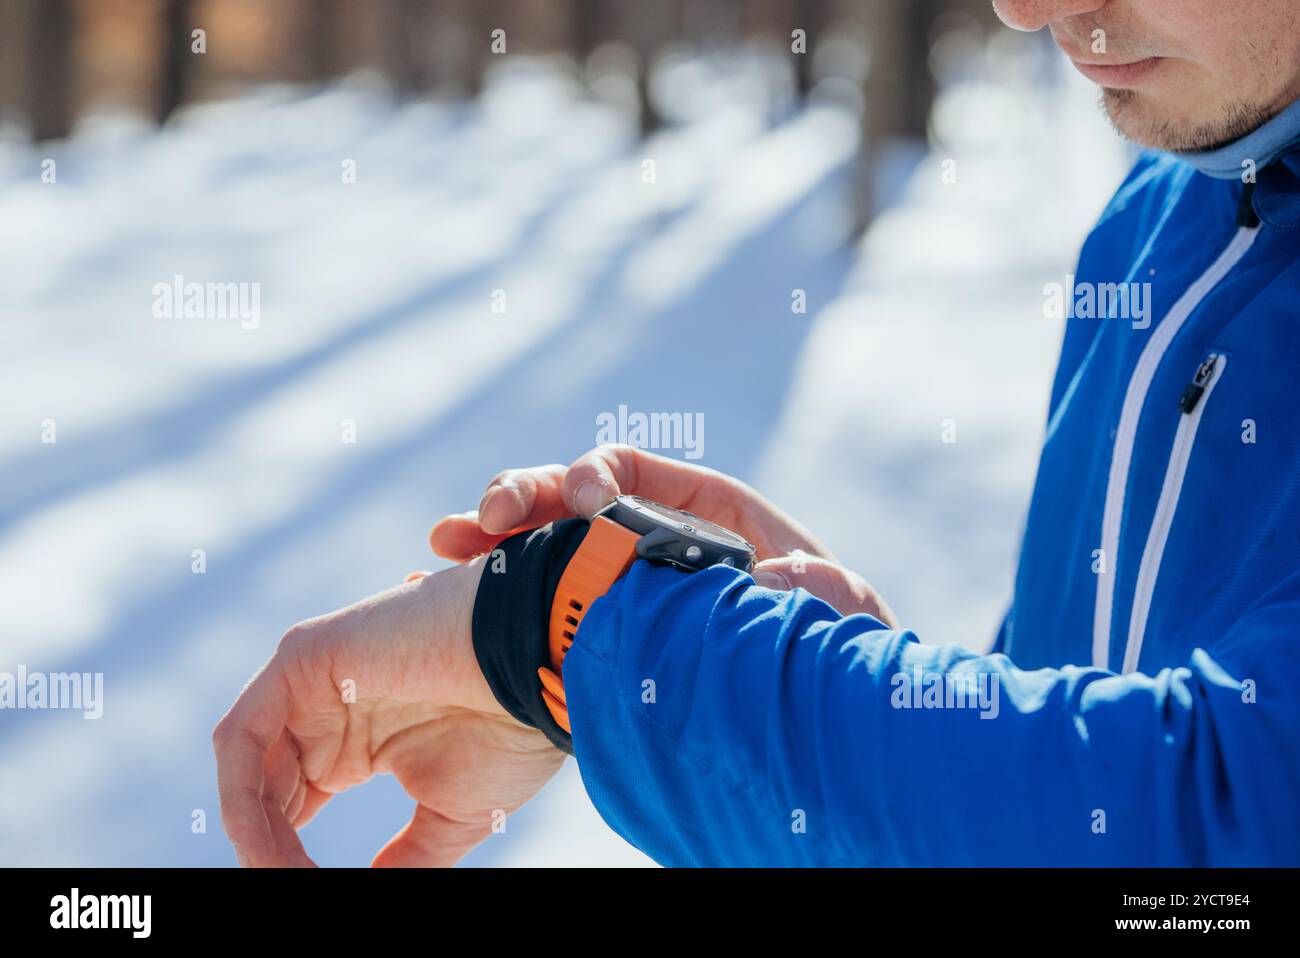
[
  {"x1": 212, "y1": 559, "x2": 565, "y2": 868},
  {"x1": 747, "y1": 552, "x2": 898, "y2": 629},
  {"x1": 430, "y1": 444, "x2": 897, "y2": 627},
  {"x1": 431, "y1": 444, "x2": 834, "y2": 563}
]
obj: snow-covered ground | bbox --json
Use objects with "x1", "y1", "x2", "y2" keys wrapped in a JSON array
[{"x1": 0, "y1": 46, "x2": 1129, "y2": 866}]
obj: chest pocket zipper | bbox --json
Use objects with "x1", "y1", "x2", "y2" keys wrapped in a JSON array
[
  {"x1": 1120, "y1": 352, "x2": 1228, "y2": 674},
  {"x1": 1092, "y1": 224, "x2": 1258, "y2": 670}
]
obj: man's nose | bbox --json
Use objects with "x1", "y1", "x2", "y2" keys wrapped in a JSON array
[{"x1": 992, "y1": 0, "x2": 1107, "y2": 32}]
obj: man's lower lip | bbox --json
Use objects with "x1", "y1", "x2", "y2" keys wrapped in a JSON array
[{"x1": 1071, "y1": 57, "x2": 1163, "y2": 87}]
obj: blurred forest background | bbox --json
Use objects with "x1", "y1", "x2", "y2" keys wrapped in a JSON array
[
  {"x1": 0, "y1": 1, "x2": 1131, "y2": 866},
  {"x1": 0, "y1": 0, "x2": 1003, "y2": 225}
]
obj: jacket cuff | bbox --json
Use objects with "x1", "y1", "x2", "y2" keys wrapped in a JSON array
[{"x1": 470, "y1": 518, "x2": 589, "y2": 754}]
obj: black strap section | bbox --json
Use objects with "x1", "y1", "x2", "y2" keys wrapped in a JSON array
[
  {"x1": 1237, "y1": 179, "x2": 1260, "y2": 227},
  {"x1": 471, "y1": 518, "x2": 590, "y2": 754}
]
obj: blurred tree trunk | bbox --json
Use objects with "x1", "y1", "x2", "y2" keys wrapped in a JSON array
[
  {"x1": 569, "y1": 0, "x2": 673, "y2": 133},
  {"x1": 747, "y1": 0, "x2": 825, "y2": 97},
  {"x1": 572, "y1": 0, "x2": 613, "y2": 67},
  {"x1": 864, "y1": 0, "x2": 935, "y2": 145},
  {"x1": 155, "y1": 0, "x2": 195, "y2": 125},
  {"x1": 24, "y1": 0, "x2": 75, "y2": 142},
  {"x1": 464, "y1": 0, "x2": 494, "y2": 97},
  {"x1": 0, "y1": 2, "x2": 21, "y2": 117},
  {"x1": 304, "y1": 0, "x2": 346, "y2": 81},
  {"x1": 427, "y1": 0, "x2": 496, "y2": 97},
  {"x1": 792, "y1": 0, "x2": 826, "y2": 95},
  {"x1": 625, "y1": 0, "x2": 679, "y2": 134},
  {"x1": 856, "y1": 0, "x2": 937, "y2": 229},
  {"x1": 383, "y1": 0, "x2": 434, "y2": 94}
]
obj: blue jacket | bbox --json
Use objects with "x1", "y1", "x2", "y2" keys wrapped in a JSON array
[{"x1": 563, "y1": 130, "x2": 1300, "y2": 865}]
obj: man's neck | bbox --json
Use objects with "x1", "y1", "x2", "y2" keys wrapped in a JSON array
[{"x1": 1175, "y1": 96, "x2": 1300, "y2": 179}]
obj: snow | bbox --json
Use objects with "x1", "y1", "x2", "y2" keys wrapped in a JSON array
[{"x1": 0, "y1": 50, "x2": 1129, "y2": 866}]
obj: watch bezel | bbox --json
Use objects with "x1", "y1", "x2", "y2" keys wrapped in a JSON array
[{"x1": 593, "y1": 495, "x2": 756, "y2": 573}]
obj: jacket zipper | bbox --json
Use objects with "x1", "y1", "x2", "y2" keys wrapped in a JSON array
[
  {"x1": 1091, "y1": 225, "x2": 1259, "y2": 669},
  {"x1": 1119, "y1": 352, "x2": 1227, "y2": 674}
]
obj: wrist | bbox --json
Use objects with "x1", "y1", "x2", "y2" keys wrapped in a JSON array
[{"x1": 415, "y1": 556, "x2": 504, "y2": 717}]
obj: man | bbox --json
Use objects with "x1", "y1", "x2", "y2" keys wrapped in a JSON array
[{"x1": 214, "y1": 0, "x2": 1300, "y2": 867}]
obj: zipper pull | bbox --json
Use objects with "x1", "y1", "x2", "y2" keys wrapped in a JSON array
[{"x1": 1178, "y1": 353, "x2": 1219, "y2": 414}]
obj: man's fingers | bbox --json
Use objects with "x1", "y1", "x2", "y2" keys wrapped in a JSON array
[
  {"x1": 752, "y1": 555, "x2": 898, "y2": 628},
  {"x1": 262, "y1": 806, "x2": 319, "y2": 868},
  {"x1": 562, "y1": 445, "x2": 712, "y2": 517},
  {"x1": 429, "y1": 511, "x2": 511, "y2": 561},
  {"x1": 564, "y1": 446, "x2": 837, "y2": 561},
  {"x1": 429, "y1": 511, "x2": 487, "y2": 559},
  {"x1": 371, "y1": 804, "x2": 488, "y2": 868},
  {"x1": 263, "y1": 731, "x2": 305, "y2": 812},
  {"x1": 289, "y1": 780, "x2": 334, "y2": 830},
  {"x1": 432, "y1": 446, "x2": 728, "y2": 560},
  {"x1": 429, "y1": 462, "x2": 570, "y2": 558},
  {"x1": 213, "y1": 662, "x2": 309, "y2": 866},
  {"x1": 563, "y1": 445, "x2": 648, "y2": 516},
  {"x1": 477, "y1": 463, "x2": 568, "y2": 533}
]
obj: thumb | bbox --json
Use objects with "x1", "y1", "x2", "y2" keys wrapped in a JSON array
[
  {"x1": 371, "y1": 804, "x2": 488, "y2": 868},
  {"x1": 752, "y1": 554, "x2": 898, "y2": 628},
  {"x1": 562, "y1": 449, "x2": 627, "y2": 519}
]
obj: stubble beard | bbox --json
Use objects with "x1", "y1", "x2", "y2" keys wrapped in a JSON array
[{"x1": 1100, "y1": 87, "x2": 1282, "y2": 153}]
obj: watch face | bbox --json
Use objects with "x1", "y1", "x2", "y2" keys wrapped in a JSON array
[{"x1": 625, "y1": 496, "x2": 752, "y2": 549}]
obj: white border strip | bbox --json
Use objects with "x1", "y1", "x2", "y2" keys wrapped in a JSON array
[
  {"x1": 1121, "y1": 354, "x2": 1228, "y2": 674},
  {"x1": 1091, "y1": 226, "x2": 1258, "y2": 669}
]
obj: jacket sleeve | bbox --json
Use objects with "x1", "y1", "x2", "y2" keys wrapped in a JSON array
[{"x1": 562, "y1": 561, "x2": 1300, "y2": 866}]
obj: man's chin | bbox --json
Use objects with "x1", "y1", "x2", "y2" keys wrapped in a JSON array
[
  {"x1": 1101, "y1": 88, "x2": 1276, "y2": 153},
  {"x1": 1100, "y1": 89, "x2": 1188, "y2": 151}
]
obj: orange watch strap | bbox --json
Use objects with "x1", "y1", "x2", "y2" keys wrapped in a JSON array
[{"x1": 538, "y1": 515, "x2": 640, "y2": 733}]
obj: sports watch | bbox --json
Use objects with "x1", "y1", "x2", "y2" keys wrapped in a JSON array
[{"x1": 537, "y1": 495, "x2": 756, "y2": 731}]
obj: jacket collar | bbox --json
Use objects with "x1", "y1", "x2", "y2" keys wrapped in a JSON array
[
  {"x1": 1174, "y1": 96, "x2": 1300, "y2": 179},
  {"x1": 1174, "y1": 96, "x2": 1300, "y2": 229}
]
